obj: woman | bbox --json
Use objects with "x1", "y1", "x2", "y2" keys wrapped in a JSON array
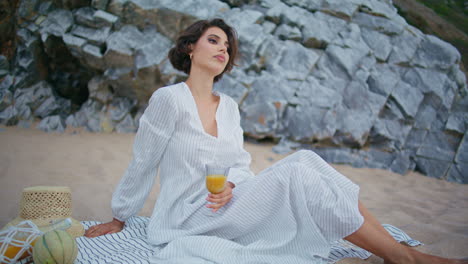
[{"x1": 84, "y1": 19, "x2": 465, "y2": 264}]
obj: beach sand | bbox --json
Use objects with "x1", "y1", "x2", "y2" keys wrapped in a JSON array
[{"x1": 1, "y1": 124, "x2": 467, "y2": 263}]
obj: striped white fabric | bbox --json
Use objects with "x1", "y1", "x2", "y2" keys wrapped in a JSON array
[
  {"x1": 45, "y1": 81, "x2": 420, "y2": 263},
  {"x1": 16, "y1": 217, "x2": 421, "y2": 264}
]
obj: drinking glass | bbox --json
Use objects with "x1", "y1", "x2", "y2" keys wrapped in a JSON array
[{"x1": 205, "y1": 164, "x2": 229, "y2": 194}]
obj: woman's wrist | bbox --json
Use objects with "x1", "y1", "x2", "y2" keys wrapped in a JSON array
[{"x1": 112, "y1": 217, "x2": 125, "y2": 227}]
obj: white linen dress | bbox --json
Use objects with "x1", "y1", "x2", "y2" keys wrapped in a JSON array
[{"x1": 110, "y1": 82, "x2": 364, "y2": 263}]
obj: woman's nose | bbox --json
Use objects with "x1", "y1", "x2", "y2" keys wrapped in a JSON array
[{"x1": 219, "y1": 45, "x2": 227, "y2": 53}]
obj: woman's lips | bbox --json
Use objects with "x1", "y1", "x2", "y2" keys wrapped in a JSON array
[{"x1": 214, "y1": 55, "x2": 225, "y2": 62}]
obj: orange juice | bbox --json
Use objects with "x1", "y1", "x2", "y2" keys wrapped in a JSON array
[
  {"x1": 206, "y1": 174, "x2": 227, "y2": 194},
  {"x1": 0, "y1": 239, "x2": 36, "y2": 263}
]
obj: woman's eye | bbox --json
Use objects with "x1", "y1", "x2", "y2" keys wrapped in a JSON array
[{"x1": 208, "y1": 38, "x2": 217, "y2": 44}]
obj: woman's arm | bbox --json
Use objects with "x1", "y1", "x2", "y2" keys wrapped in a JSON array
[
  {"x1": 226, "y1": 102, "x2": 255, "y2": 187},
  {"x1": 111, "y1": 88, "x2": 178, "y2": 222},
  {"x1": 84, "y1": 88, "x2": 178, "y2": 238}
]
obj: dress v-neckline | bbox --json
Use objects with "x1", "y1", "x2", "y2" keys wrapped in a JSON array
[{"x1": 182, "y1": 82, "x2": 222, "y2": 139}]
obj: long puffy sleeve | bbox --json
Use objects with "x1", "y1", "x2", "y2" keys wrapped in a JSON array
[
  {"x1": 227, "y1": 102, "x2": 255, "y2": 187},
  {"x1": 111, "y1": 88, "x2": 178, "y2": 222}
]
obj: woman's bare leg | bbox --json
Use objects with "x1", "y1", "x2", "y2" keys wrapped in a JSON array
[{"x1": 344, "y1": 201, "x2": 467, "y2": 264}]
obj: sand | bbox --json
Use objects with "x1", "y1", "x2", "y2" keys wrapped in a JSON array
[{"x1": 1, "y1": 124, "x2": 467, "y2": 263}]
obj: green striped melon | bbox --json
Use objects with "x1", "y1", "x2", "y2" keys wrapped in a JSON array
[{"x1": 32, "y1": 230, "x2": 78, "y2": 264}]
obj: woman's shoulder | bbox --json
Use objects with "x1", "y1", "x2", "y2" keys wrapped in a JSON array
[{"x1": 151, "y1": 82, "x2": 185, "y2": 100}]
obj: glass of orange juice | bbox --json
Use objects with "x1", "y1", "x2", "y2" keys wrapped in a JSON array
[{"x1": 205, "y1": 164, "x2": 229, "y2": 194}]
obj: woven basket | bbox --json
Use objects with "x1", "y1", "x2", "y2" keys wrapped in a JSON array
[{"x1": 3, "y1": 186, "x2": 84, "y2": 237}]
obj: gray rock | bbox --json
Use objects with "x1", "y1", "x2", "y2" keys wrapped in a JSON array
[
  {"x1": 274, "y1": 24, "x2": 302, "y2": 41},
  {"x1": 243, "y1": 71, "x2": 297, "y2": 105},
  {"x1": 367, "y1": 63, "x2": 399, "y2": 97},
  {"x1": 327, "y1": 26, "x2": 371, "y2": 77},
  {"x1": 14, "y1": 81, "x2": 52, "y2": 111},
  {"x1": 312, "y1": 53, "x2": 350, "y2": 94},
  {"x1": 302, "y1": 12, "x2": 347, "y2": 49},
  {"x1": 361, "y1": 27, "x2": 392, "y2": 61},
  {"x1": 109, "y1": 97, "x2": 136, "y2": 122},
  {"x1": 73, "y1": 7, "x2": 96, "y2": 27},
  {"x1": 62, "y1": 33, "x2": 87, "y2": 51},
  {"x1": 159, "y1": 59, "x2": 187, "y2": 85},
  {"x1": 39, "y1": 9, "x2": 74, "y2": 40},
  {"x1": 414, "y1": 157, "x2": 451, "y2": 179},
  {"x1": 82, "y1": 44, "x2": 105, "y2": 69},
  {"x1": 390, "y1": 150, "x2": 412, "y2": 174},
  {"x1": 281, "y1": 5, "x2": 311, "y2": 27},
  {"x1": 0, "y1": 75, "x2": 14, "y2": 93},
  {"x1": 66, "y1": 112, "x2": 86, "y2": 128},
  {"x1": 446, "y1": 92, "x2": 468, "y2": 133},
  {"x1": 261, "y1": 20, "x2": 276, "y2": 34},
  {"x1": 335, "y1": 108, "x2": 375, "y2": 146},
  {"x1": 446, "y1": 163, "x2": 468, "y2": 184},
  {"x1": 71, "y1": 25, "x2": 110, "y2": 45},
  {"x1": 225, "y1": 8, "x2": 266, "y2": 69},
  {"x1": 371, "y1": 118, "x2": 412, "y2": 148},
  {"x1": 455, "y1": 133, "x2": 468, "y2": 163},
  {"x1": 446, "y1": 112, "x2": 468, "y2": 134},
  {"x1": 214, "y1": 74, "x2": 248, "y2": 104},
  {"x1": 115, "y1": 114, "x2": 137, "y2": 133},
  {"x1": 159, "y1": 0, "x2": 230, "y2": 19},
  {"x1": 281, "y1": 0, "x2": 322, "y2": 11},
  {"x1": 104, "y1": 25, "x2": 141, "y2": 68},
  {"x1": 388, "y1": 28, "x2": 422, "y2": 64},
  {"x1": 391, "y1": 80, "x2": 424, "y2": 118},
  {"x1": 359, "y1": 148, "x2": 396, "y2": 169},
  {"x1": 402, "y1": 68, "x2": 447, "y2": 104},
  {"x1": 342, "y1": 80, "x2": 387, "y2": 116},
  {"x1": 413, "y1": 99, "x2": 437, "y2": 130},
  {"x1": 412, "y1": 35, "x2": 461, "y2": 70},
  {"x1": 18, "y1": 0, "x2": 39, "y2": 20},
  {"x1": 320, "y1": 0, "x2": 360, "y2": 18},
  {"x1": 37, "y1": 2, "x2": 55, "y2": 15},
  {"x1": 431, "y1": 106, "x2": 451, "y2": 131},
  {"x1": 15, "y1": 102, "x2": 33, "y2": 122},
  {"x1": 0, "y1": 89, "x2": 13, "y2": 112},
  {"x1": 312, "y1": 147, "x2": 363, "y2": 166},
  {"x1": 360, "y1": 0, "x2": 399, "y2": 18},
  {"x1": 257, "y1": 36, "x2": 287, "y2": 70},
  {"x1": 88, "y1": 76, "x2": 113, "y2": 104},
  {"x1": 34, "y1": 96, "x2": 62, "y2": 118},
  {"x1": 134, "y1": 27, "x2": 172, "y2": 70},
  {"x1": 74, "y1": 7, "x2": 118, "y2": 28},
  {"x1": 272, "y1": 137, "x2": 301, "y2": 154},
  {"x1": 352, "y1": 11, "x2": 405, "y2": 35},
  {"x1": 0, "y1": 105, "x2": 18, "y2": 125},
  {"x1": 241, "y1": 100, "x2": 285, "y2": 138},
  {"x1": 37, "y1": 115, "x2": 66, "y2": 133},
  {"x1": 269, "y1": 41, "x2": 319, "y2": 80},
  {"x1": 291, "y1": 76, "x2": 342, "y2": 108},
  {"x1": 92, "y1": 0, "x2": 110, "y2": 10},
  {"x1": 417, "y1": 131, "x2": 462, "y2": 162},
  {"x1": 265, "y1": 1, "x2": 289, "y2": 24},
  {"x1": 0, "y1": 56, "x2": 9, "y2": 78},
  {"x1": 94, "y1": 10, "x2": 119, "y2": 25},
  {"x1": 283, "y1": 104, "x2": 337, "y2": 141}
]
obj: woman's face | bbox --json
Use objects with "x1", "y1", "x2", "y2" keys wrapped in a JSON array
[{"x1": 189, "y1": 26, "x2": 230, "y2": 77}]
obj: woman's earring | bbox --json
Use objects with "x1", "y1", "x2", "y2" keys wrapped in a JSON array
[{"x1": 189, "y1": 54, "x2": 193, "y2": 60}]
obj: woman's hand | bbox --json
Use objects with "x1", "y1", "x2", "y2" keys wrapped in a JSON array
[
  {"x1": 206, "y1": 181, "x2": 235, "y2": 213},
  {"x1": 84, "y1": 218, "x2": 125, "y2": 238}
]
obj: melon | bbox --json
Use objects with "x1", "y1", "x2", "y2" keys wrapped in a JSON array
[{"x1": 32, "y1": 230, "x2": 78, "y2": 264}]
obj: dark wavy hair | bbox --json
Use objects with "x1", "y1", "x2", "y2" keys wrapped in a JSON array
[{"x1": 168, "y1": 18, "x2": 239, "y2": 82}]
